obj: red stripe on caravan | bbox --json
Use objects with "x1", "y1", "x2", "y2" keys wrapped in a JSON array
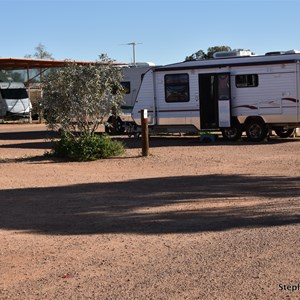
[
  {"x1": 138, "y1": 109, "x2": 200, "y2": 113},
  {"x1": 233, "y1": 105, "x2": 258, "y2": 110},
  {"x1": 281, "y1": 97, "x2": 299, "y2": 103}
]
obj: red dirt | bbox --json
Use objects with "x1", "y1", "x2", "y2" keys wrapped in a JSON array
[{"x1": 0, "y1": 123, "x2": 299, "y2": 299}]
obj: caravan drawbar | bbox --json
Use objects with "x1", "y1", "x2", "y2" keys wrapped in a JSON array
[{"x1": 131, "y1": 50, "x2": 300, "y2": 141}]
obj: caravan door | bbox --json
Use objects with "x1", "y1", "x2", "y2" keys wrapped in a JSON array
[{"x1": 199, "y1": 73, "x2": 231, "y2": 129}]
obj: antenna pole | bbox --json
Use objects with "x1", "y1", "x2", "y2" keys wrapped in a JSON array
[
  {"x1": 132, "y1": 43, "x2": 136, "y2": 66},
  {"x1": 124, "y1": 42, "x2": 142, "y2": 66}
]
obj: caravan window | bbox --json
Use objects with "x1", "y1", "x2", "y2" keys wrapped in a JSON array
[
  {"x1": 235, "y1": 74, "x2": 258, "y2": 88},
  {"x1": 0, "y1": 88, "x2": 28, "y2": 99},
  {"x1": 165, "y1": 74, "x2": 189, "y2": 102},
  {"x1": 121, "y1": 81, "x2": 131, "y2": 94}
]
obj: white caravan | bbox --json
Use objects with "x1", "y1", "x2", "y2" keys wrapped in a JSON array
[
  {"x1": 131, "y1": 50, "x2": 300, "y2": 141},
  {"x1": 106, "y1": 63, "x2": 154, "y2": 133},
  {"x1": 0, "y1": 82, "x2": 32, "y2": 119}
]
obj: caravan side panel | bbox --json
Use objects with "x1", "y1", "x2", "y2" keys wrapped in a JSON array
[
  {"x1": 120, "y1": 66, "x2": 151, "y2": 123},
  {"x1": 231, "y1": 63, "x2": 299, "y2": 124},
  {"x1": 154, "y1": 71, "x2": 200, "y2": 129},
  {"x1": 131, "y1": 70, "x2": 156, "y2": 125}
]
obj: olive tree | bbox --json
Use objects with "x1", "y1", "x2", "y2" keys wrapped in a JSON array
[
  {"x1": 42, "y1": 55, "x2": 124, "y2": 137},
  {"x1": 41, "y1": 55, "x2": 125, "y2": 161}
]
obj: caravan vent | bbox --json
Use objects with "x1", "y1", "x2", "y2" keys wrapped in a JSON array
[
  {"x1": 213, "y1": 50, "x2": 252, "y2": 59},
  {"x1": 265, "y1": 51, "x2": 284, "y2": 56}
]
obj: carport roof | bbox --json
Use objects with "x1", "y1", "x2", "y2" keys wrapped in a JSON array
[{"x1": 0, "y1": 58, "x2": 127, "y2": 70}]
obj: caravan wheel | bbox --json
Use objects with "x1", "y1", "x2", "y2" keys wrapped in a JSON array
[
  {"x1": 245, "y1": 118, "x2": 268, "y2": 142},
  {"x1": 105, "y1": 117, "x2": 125, "y2": 134},
  {"x1": 274, "y1": 128, "x2": 295, "y2": 138},
  {"x1": 221, "y1": 121, "x2": 242, "y2": 141}
]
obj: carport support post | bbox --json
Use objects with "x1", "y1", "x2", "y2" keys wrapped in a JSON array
[
  {"x1": 27, "y1": 65, "x2": 32, "y2": 124},
  {"x1": 141, "y1": 109, "x2": 149, "y2": 157}
]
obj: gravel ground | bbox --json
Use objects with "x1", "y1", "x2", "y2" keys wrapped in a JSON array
[{"x1": 0, "y1": 123, "x2": 299, "y2": 300}]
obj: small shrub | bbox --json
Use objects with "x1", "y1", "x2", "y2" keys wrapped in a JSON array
[{"x1": 51, "y1": 133, "x2": 125, "y2": 161}]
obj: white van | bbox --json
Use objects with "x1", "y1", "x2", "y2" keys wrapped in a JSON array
[{"x1": 0, "y1": 82, "x2": 32, "y2": 118}]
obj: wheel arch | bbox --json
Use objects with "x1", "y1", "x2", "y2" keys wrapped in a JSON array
[{"x1": 244, "y1": 116, "x2": 267, "y2": 127}]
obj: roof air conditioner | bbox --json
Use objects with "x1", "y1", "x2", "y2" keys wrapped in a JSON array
[{"x1": 213, "y1": 50, "x2": 252, "y2": 59}]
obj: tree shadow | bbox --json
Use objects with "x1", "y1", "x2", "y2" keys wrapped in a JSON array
[
  {"x1": 0, "y1": 130, "x2": 58, "y2": 140},
  {"x1": 0, "y1": 174, "x2": 299, "y2": 235},
  {"x1": 0, "y1": 141, "x2": 53, "y2": 150},
  {"x1": 0, "y1": 129, "x2": 56, "y2": 151},
  {"x1": 1, "y1": 128, "x2": 298, "y2": 151},
  {"x1": 116, "y1": 135, "x2": 300, "y2": 150}
]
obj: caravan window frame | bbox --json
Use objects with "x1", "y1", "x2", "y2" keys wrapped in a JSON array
[
  {"x1": 235, "y1": 74, "x2": 259, "y2": 88},
  {"x1": 164, "y1": 73, "x2": 190, "y2": 103}
]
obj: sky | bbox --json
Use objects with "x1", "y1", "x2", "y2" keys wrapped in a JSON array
[{"x1": 1, "y1": 0, "x2": 300, "y2": 66}]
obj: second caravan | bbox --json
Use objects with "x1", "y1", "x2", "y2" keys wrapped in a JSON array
[
  {"x1": 131, "y1": 50, "x2": 300, "y2": 141},
  {"x1": 105, "y1": 63, "x2": 153, "y2": 133}
]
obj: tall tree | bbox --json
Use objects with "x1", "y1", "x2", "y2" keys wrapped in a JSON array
[
  {"x1": 206, "y1": 46, "x2": 232, "y2": 59},
  {"x1": 185, "y1": 46, "x2": 233, "y2": 61},
  {"x1": 25, "y1": 43, "x2": 54, "y2": 60},
  {"x1": 185, "y1": 49, "x2": 207, "y2": 61}
]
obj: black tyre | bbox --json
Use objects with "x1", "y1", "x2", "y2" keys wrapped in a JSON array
[
  {"x1": 222, "y1": 121, "x2": 242, "y2": 141},
  {"x1": 105, "y1": 117, "x2": 125, "y2": 134},
  {"x1": 246, "y1": 118, "x2": 268, "y2": 142},
  {"x1": 274, "y1": 128, "x2": 295, "y2": 138}
]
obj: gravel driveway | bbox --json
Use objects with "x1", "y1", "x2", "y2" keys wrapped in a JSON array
[{"x1": 0, "y1": 123, "x2": 299, "y2": 300}]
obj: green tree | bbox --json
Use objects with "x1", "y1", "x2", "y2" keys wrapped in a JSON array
[
  {"x1": 185, "y1": 49, "x2": 207, "y2": 61},
  {"x1": 24, "y1": 43, "x2": 54, "y2": 83},
  {"x1": 25, "y1": 43, "x2": 54, "y2": 60},
  {"x1": 185, "y1": 46, "x2": 253, "y2": 61},
  {"x1": 206, "y1": 46, "x2": 232, "y2": 59},
  {"x1": 42, "y1": 55, "x2": 124, "y2": 136},
  {"x1": 41, "y1": 55, "x2": 125, "y2": 161}
]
